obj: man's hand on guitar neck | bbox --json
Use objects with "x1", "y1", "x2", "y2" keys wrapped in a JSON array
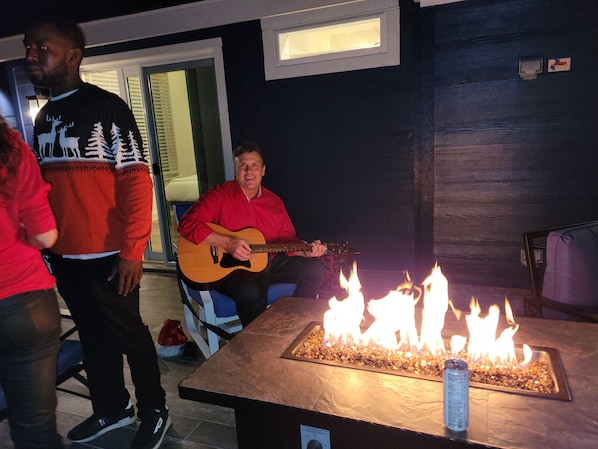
[
  {"x1": 202, "y1": 227, "x2": 327, "y2": 260},
  {"x1": 298, "y1": 240, "x2": 328, "y2": 258}
]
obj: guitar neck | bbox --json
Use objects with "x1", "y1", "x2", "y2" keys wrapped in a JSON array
[
  {"x1": 203, "y1": 223, "x2": 352, "y2": 255},
  {"x1": 178, "y1": 224, "x2": 355, "y2": 288},
  {"x1": 249, "y1": 243, "x2": 313, "y2": 254}
]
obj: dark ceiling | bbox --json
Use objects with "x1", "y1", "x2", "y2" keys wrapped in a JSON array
[{"x1": 0, "y1": 0, "x2": 201, "y2": 40}]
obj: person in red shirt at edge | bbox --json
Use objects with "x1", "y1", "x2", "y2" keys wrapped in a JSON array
[
  {"x1": 0, "y1": 116, "x2": 62, "y2": 449},
  {"x1": 177, "y1": 141, "x2": 328, "y2": 326}
]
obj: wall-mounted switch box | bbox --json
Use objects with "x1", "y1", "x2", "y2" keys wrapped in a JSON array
[
  {"x1": 520, "y1": 249, "x2": 544, "y2": 267},
  {"x1": 548, "y1": 57, "x2": 571, "y2": 72},
  {"x1": 300, "y1": 424, "x2": 331, "y2": 449}
]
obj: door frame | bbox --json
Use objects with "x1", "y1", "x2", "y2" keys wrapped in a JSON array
[{"x1": 80, "y1": 38, "x2": 234, "y2": 265}]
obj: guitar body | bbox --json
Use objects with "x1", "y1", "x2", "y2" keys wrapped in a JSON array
[{"x1": 177, "y1": 223, "x2": 270, "y2": 289}]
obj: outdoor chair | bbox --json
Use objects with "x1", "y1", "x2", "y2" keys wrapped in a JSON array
[{"x1": 522, "y1": 220, "x2": 598, "y2": 322}]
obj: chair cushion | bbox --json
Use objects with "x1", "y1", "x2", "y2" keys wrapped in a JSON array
[
  {"x1": 542, "y1": 223, "x2": 598, "y2": 318},
  {"x1": 57, "y1": 340, "x2": 85, "y2": 377},
  {"x1": 0, "y1": 387, "x2": 6, "y2": 413},
  {"x1": 173, "y1": 203, "x2": 193, "y2": 222},
  {"x1": 187, "y1": 283, "x2": 297, "y2": 318},
  {"x1": 0, "y1": 339, "x2": 84, "y2": 417}
]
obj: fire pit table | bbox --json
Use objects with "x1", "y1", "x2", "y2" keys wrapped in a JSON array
[{"x1": 178, "y1": 297, "x2": 598, "y2": 449}]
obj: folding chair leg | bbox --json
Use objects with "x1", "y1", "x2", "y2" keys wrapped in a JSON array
[
  {"x1": 207, "y1": 327, "x2": 220, "y2": 356},
  {"x1": 182, "y1": 301, "x2": 211, "y2": 359}
]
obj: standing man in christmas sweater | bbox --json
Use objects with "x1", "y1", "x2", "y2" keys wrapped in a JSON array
[{"x1": 24, "y1": 15, "x2": 169, "y2": 449}]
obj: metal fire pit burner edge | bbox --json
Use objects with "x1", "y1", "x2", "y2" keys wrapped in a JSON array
[{"x1": 281, "y1": 322, "x2": 572, "y2": 401}]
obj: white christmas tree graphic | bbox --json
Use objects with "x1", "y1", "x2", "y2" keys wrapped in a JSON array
[
  {"x1": 86, "y1": 122, "x2": 113, "y2": 160},
  {"x1": 127, "y1": 130, "x2": 146, "y2": 163}
]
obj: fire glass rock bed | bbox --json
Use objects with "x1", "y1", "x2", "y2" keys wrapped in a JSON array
[{"x1": 282, "y1": 322, "x2": 572, "y2": 401}]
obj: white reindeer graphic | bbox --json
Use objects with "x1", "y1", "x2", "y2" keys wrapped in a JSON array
[
  {"x1": 37, "y1": 115, "x2": 61, "y2": 158},
  {"x1": 58, "y1": 122, "x2": 81, "y2": 158}
]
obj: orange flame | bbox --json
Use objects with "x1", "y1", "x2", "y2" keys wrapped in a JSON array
[
  {"x1": 323, "y1": 263, "x2": 532, "y2": 367},
  {"x1": 323, "y1": 263, "x2": 364, "y2": 344}
]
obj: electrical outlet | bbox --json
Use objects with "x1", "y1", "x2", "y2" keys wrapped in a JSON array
[
  {"x1": 534, "y1": 248, "x2": 543, "y2": 265},
  {"x1": 520, "y1": 249, "x2": 544, "y2": 267},
  {"x1": 300, "y1": 424, "x2": 331, "y2": 449}
]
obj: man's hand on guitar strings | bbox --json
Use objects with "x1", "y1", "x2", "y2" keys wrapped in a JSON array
[{"x1": 225, "y1": 237, "x2": 253, "y2": 261}]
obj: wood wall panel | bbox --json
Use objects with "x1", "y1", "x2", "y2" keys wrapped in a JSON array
[
  {"x1": 3, "y1": 0, "x2": 597, "y2": 291},
  {"x1": 217, "y1": 12, "x2": 422, "y2": 275},
  {"x1": 432, "y1": 0, "x2": 598, "y2": 287}
]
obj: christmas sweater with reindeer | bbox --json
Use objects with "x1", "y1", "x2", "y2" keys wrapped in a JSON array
[{"x1": 33, "y1": 83, "x2": 152, "y2": 260}]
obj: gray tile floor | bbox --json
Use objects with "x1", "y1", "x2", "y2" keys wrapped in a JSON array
[{"x1": 0, "y1": 269, "x2": 528, "y2": 449}]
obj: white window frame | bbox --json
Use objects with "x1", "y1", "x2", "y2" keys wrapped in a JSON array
[
  {"x1": 261, "y1": 0, "x2": 400, "y2": 80},
  {"x1": 79, "y1": 38, "x2": 234, "y2": 179}
]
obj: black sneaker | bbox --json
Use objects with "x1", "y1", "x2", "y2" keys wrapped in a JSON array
[
  {"x1": 67, "y1": 400, "x2": 136, "y2": 443},
  {"x1": 131, "y1": 407, "x2": 171, "y2": 449}
]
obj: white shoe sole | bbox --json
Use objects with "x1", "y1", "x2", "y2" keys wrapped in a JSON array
[{"x1": 68, "y1": 414, "x2": 136, "y2": 443}]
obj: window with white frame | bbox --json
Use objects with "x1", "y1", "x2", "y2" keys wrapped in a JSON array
[{"x1": 261, "y1": 0, "x2": 399, "y2": 80}]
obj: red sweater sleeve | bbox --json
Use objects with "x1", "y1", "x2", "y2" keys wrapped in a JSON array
[{"x1": 116, "y1": 164, "x2": 153, "y2": 260}]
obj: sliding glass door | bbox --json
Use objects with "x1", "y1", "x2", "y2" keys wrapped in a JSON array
[
  {"x1": 142, "y1": 60, "x2": 227, "y2": 262},
  {"x1": 80, "y1": 39, "x2": 233, "y2": 265}
]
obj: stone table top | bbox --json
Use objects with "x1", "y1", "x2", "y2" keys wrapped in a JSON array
[{"x1": 179, "y1": 296, "x2": 598, "y2": 449}]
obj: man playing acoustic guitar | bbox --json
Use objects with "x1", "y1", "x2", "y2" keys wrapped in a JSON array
[{"x1": 177, "y1": 141, "x2": 328, "y2": 326}]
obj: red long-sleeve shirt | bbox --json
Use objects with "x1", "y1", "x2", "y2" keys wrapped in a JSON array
[
  {"x1": 177, "y1": 180, "x2": 302, "y2": 246},
  {"x1": 0, "y1": 128, "x2": 56, "y2": 299}
]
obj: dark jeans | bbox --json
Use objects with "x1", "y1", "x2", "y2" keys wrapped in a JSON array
[
  {"x1": 217, "y1": 253, "x2": 326, "y2": 326},
  {"x1": 0, "y1": 289, "x2": 63, "y2": 449},
  {"x1": 48, "y1": 253, "x2": 166, "y2": 420}
]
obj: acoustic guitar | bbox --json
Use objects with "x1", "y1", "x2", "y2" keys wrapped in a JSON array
[{"x1": 177, "y1": 223, "x2": 351, "y2": 288}]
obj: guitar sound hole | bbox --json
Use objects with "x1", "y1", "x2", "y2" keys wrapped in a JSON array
[{"x1": 220, "y1": 252, "x2": 251, "y2": 269}]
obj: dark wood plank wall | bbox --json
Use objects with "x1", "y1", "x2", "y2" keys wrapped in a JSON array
[
  {"x1": 217, "y1": 5, "x2": 424, "y2": 278},
  {"x1": 2, "y1": 0, "x2": 596, "y2": 290},
  {"x1": 430, "y1": 0, "x2": 598, "y2": 287}
]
